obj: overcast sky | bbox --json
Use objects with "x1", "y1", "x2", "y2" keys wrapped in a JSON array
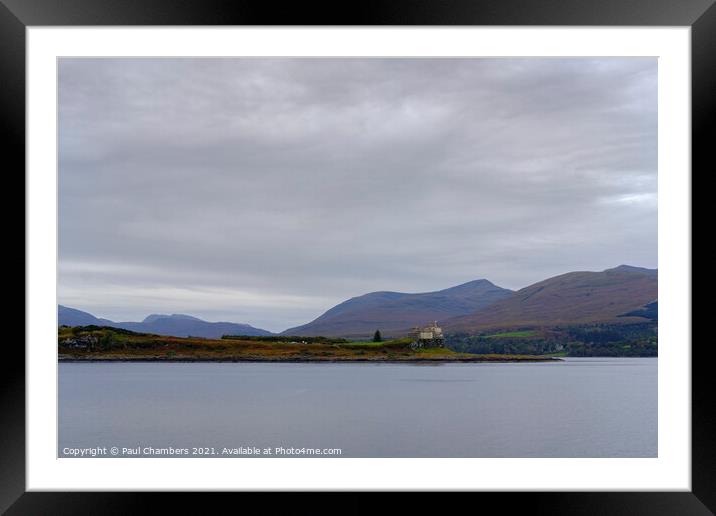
[{"x1": 58, "y1": 58, "x2": 657, "y2": 332}]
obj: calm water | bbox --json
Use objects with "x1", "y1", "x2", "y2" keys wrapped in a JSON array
[{"x1": 59, "y1": 358, "x2": 657, "y2": 458}]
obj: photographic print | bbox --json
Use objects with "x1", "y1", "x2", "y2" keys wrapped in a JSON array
[{"x1": 57, "y1": 57, "x2": 657, "y2": 459}]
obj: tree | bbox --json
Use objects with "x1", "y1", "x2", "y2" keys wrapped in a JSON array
[{"x1": 373, "y1": 330, "x2": 382, "y2": 342}]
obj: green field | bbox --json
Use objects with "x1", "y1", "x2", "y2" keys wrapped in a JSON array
[{"x1": 484, "y1": 330, "x2": 537, "y2": 339}]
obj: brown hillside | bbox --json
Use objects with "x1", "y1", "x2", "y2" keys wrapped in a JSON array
[{"x1": 442, "y1": 265, "x2": 657, "y2": 333}]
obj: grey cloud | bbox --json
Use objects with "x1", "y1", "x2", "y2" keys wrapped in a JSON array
[{"x1": 59, "y1": 58, "x2": 657, "y2": 332}]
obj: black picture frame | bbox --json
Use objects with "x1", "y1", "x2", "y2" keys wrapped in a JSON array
[{"x1": 4, "y1": 1, "x2": 713, "y2": 513}]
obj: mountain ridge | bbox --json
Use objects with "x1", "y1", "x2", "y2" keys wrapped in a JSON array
[
  {"x1": 441, "y1": 265, "x2": 657, "y2": 333},
  {"x1": 281, "y1": 279, "x2": 514, "y2": 337},
  {"x1": 58, "y1": 306, "x2": 273, "y2": 338},
  {"x1": 59, "y1": 264, "x2": 657, "y2": 339}
]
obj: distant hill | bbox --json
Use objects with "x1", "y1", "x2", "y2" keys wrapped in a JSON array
[
  {"x1": 58, "y1": 305, "x2": 115, "y2": 327},
  {"x1": 142, "y1": 313, "x2": 203, "y2": 324},
  {"x1": 442, "y1": 265, "x2": 658, "y2": 333},
  {"x1": 281, "y1": 279, "x2": 514, "y2": 338},
  {"x1": 58, "y1": 306, "x2": 273, "y2": 338}
]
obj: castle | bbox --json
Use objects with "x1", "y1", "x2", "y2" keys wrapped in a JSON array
[{"x1": 411, "y1": 321, "x2": 444, "y2": 348}]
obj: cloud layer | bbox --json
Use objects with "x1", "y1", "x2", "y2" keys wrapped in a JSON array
[{"x1": 59, "y1": 58, "x2": 657, "y2": 332}]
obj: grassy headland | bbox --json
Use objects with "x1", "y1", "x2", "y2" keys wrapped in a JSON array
[{"x1": 58, "y1": 326, "x2": 560, "y2": 362}]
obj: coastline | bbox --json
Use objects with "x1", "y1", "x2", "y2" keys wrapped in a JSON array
[
  {"x1": 57, "y1": 327, "x2": 562, "y2": 363},
  {"x1": 58, "y1": 355, "x2": 562, "y2": 363}
]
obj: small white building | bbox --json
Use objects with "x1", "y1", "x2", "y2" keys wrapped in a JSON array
[{"x1": 412, "y1": 321, "x2": 445, "y2": 348}]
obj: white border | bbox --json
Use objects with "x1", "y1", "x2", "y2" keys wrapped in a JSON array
[{"x1": 27, "y1": 27, "x2": 691, "y2": 491}]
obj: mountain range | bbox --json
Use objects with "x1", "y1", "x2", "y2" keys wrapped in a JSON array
[
  {"x1": 58, "y1": 306, "x2": 273, "y2": 338},
  {"x1": 281, "y1": 279, "x2": 513, "y2": 337},
  {"x1": 59, "y1": 264, "x2": 657, "y2": 339}
]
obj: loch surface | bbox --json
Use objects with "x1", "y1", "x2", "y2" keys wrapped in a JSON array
[{"x1": 59, "y1": 357, "x2": 657, "y2": 457}]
